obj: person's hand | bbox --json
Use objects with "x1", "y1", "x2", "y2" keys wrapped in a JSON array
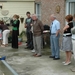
[
  {"x1": 56, "y1": 34, "x2": 58, "y2": 37},
  {"x1": 25, "y1": 24, "x2": 27, "y2": 28},
  {"x1": 31, "y1": 24, "x2": 33, "y2": 26}
]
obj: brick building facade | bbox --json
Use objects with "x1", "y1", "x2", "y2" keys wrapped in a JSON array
[{"x1": 35, "y1": 0, "x2": 66, "y2": 30}]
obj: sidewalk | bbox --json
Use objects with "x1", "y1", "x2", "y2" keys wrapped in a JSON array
[{"x1": 0, "y1": 43, "x2": 75, "y2": 75}]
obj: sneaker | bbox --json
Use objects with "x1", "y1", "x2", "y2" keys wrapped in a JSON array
[{"x1": 31, "y1": 49, "x2": 35, "y2": 53}]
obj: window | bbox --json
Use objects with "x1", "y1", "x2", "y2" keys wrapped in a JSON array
[
  {"x1": 66, "y1": 0, "x2": 75, "y2": 15},
  {"x1": 66, "y1": 0, "x2": 75, "y2": 26},
  {"x1": 35, "y1": 3, "x2": 41, "y2": 20}
]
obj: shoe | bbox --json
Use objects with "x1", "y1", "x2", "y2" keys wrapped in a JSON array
[
  {"x1": 24, "y1": 47, "x2": 30, "y2": 49},
  {"x1": 30, "y1": 48, "x2": 34, "y2": 50},
  {"x1": 35, "y1": 55, "x2": 42, "y2": 57},
  {"x1": 64, "y1": 62, "x2": 71, "y2": 65},
  {"x1": 49, "y1": 56, "x2": 55, "y2": 58},
  {"x1": 25, "y1": 41, "x2": 27, "y2": 43},
  {"x1": 1, "y1": 45, "x2": 6, "y2": 47},
  {"x1": 53, "y1": 58, "x2": 60, "y2": 60},
  {"x1": 62, "y1": 61, "x2": 66, "y2": 64},
  {"x1": 31, "y1": 49, "x2": 35, "y2": 53},
  {"x1": 71, "y1": 67, "x2": 75, "y2": 72},
  {"x1": 33, "y1": 54, "x2": 37, "y2": 56}
]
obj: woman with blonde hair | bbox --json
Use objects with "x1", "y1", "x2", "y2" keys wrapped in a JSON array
[{"x1": 12, "y1": 14, "x2": 20, "y2": 49}]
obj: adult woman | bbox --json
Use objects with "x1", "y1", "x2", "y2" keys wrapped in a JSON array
[
  {"x1": 62, "y1": 15, "x2": 73, "y2": 65},
  {"x1": 12, "y1": 14, "x2": 20, "y2": 49},
  {"x1": 0, "y1": 20, "x2": 10, "y2": 47}
]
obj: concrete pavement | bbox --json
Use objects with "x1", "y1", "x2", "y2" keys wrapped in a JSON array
[{"x1": 0, "y1": 43, "x2": 75, "y2": 75}]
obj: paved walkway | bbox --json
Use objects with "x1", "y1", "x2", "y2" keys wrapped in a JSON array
[{"x1": 0, "y1": 43, "x2": 75, "y2": 75}]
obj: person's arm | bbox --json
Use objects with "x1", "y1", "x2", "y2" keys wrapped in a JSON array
[
  {"x1": 63, "y1": 25, "x2": 69, "y2": 31},
  {"x1": 56, "y1": 22, "x2": 60, "y2": 36},
  {"x1": 12, "y1": 20, "x2": 19, "y2": 27},
  {"x1": 17, "y1": 20, "x2": 20, "y2": 28},
  {"x1": 39, "y1": 21, "x2": 44, "y2": 32},
  {"x1": 25, "y1": 19, "x2": 27, "y2": 28}
]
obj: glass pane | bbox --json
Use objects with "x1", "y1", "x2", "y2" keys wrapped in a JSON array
[
  {"x1": 69, "y1": 2, "x2": 75, "y2": 26},
  {"x1": 69, "y1": 2, "x2": 75, "y2": 15},
  {"x1": 36, "y1": 3, "x2": 41, "y2": 20}
]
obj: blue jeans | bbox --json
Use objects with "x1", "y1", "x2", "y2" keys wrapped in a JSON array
[{"x1": 50, "y1": 34, "x2": 60, "y2": 58}]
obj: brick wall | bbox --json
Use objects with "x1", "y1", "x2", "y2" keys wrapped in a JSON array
[{"x1": 35, "y1": 0, "x2": 65, "y2": 31}]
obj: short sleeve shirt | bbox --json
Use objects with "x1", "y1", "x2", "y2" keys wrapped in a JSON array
[
  {"x1": 50, "y1": 19, "x2": 60, "y2": 33},
  {"x1": 25, "y1": 17, "x2": 32, "y2": 32},
  {"x1": 64, "y1": 22, "x2": 73, "y2": 34}
]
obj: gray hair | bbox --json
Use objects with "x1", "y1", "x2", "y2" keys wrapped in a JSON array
[
  {"x1": 31, "y1": 14, "x2": 38, "y2": 18},
  {"x1": 50, "y1": 14, "x2": 56, "y2": 19}
]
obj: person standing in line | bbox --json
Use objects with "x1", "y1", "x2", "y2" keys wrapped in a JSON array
[
  {"x1": 31, "y1": 14, "x2": 44, "y2": 57},
  {"x1": 49, "y1": 14, "x2": 60, "y2": 60},
  {"x1": 30, "y1": 23, "x2": 35, "y2": 53},
  {"x1": 71, "y1": 14, "x2": 75, "y2": 71},
  {"x1": 62, "y1": 15, "x2": 73, "y2": 65},
  {"x1": 17, "y1": 15, "x2": 20, "y2": 36},
  {"x1": 25, "y1": 12, "x2": 33, "y2": 49},
  {"x1": 12, "y1": 14, "x2": 20, "y2": 49},
  {"x1": 0, "y1": 20, "x2": 10, "y2": 47}
]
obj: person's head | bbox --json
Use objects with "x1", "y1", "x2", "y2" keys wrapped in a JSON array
[
  {"x1": 16, "y1": 15, "x2": 19, "y2": 19},
  {"x1": 13, "y1": 14, "x2": 19, "y2": 20},
  {"x1": 50, "y1": 14, "x2": 56, "y2": 21},
  {"x1": 65, "y1": 15, "x2": 73, "y2": 22},
  {"x1": 73, "y1": 14, "x2": 75, "y2": 21},
  {"x1": 0, "y1": 20, "x2": 4, "y2": 25},
  {"x1": 26, "y1": 11, "x2": 31, "y2": 18},
  {"x1": 31, "y1": 14, "x2": 38, "y2": 21}
]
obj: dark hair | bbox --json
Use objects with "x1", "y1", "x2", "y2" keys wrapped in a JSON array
[
  {"x1": 26, "y1": 11, "x2": 30, "y2": 15},
  {"x1": 0, "y1": 20, "x2": 4, "y2": 24},
  {"x1": 65, "y1": 15, "x2": 73, "y2": 22}
]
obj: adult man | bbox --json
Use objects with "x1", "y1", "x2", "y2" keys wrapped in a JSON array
[
  {"x1": 25, "y1": 12, "x2": 33, "y2": 49},
  {"x1": 49, "y1": 14, "x2": 60, "y2": 60},
  {"x1": 31, "y1": 14, "x2": 44, "y2": 57}
]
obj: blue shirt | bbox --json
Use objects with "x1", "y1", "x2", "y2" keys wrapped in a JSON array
[{"x1": 50, "y1": 19, "x2": 60, "y2": 33}]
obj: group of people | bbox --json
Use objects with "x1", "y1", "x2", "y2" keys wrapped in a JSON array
[
  {"x1": 48, "y1": 14, "x2": 75, "y2": 71},
  {"x1": 0, "y1": 14, "x2": 20, "y2": 49},
  {"x1": 0, "y1": 11, "x2": 75, "y2": 72},
  {"x1": 25, "y1": 11, "x2": 75, "y2": 72}
]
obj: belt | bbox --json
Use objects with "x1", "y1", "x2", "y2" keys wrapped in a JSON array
[
  {"x1": 51, "y1": 33, "x2": 56, "y2": 35},
  {"x1": 63, "y1": 33, "x2": 72, "y2": 37}
]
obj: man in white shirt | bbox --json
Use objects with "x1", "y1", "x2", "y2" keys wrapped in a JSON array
[{"x1": 49, "y1": 14, "x2": 60, "y2": 60}]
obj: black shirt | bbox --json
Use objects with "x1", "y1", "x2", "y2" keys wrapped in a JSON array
[
  {"x1": 64, "y1": 22, "x2": 73, "y2": 34},
  {"x1": 0, "y1": 24, "x2": 9, "y2": 31}
]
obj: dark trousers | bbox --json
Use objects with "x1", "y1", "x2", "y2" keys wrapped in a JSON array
[
  {"x1": 12, "y1": 30, "x2": 18, "y2": 49},
  {"x1": 26, "y1": 31, "x2": 34, "y2": 49},
  {"x1": 27, "y1": 31, "x2": 31, "y2": 46},
  {"x1": 29, "y1": 32, "x2": 34, "y2": 49}
]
